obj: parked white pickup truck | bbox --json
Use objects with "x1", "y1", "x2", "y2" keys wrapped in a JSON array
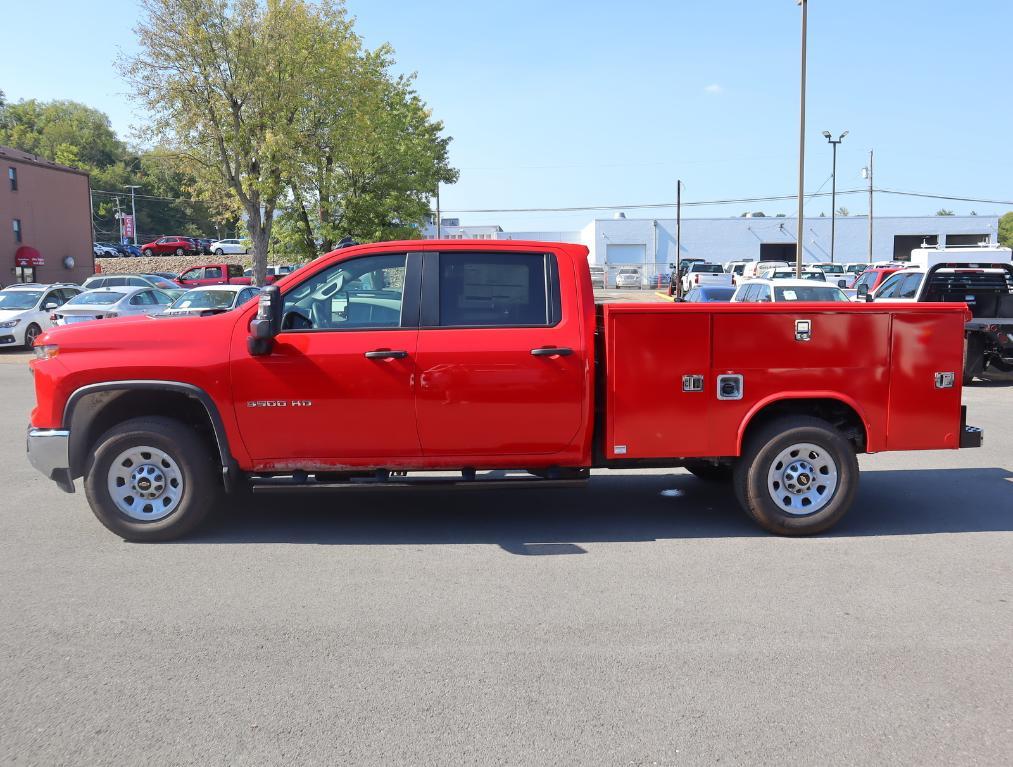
[{"x1": 681, "y1": 262, "x2": 733, "y2": 293}]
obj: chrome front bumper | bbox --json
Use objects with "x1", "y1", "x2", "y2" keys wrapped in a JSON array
[{"x1": 26, "y1": 428, "x2": 75, "y2": 493}]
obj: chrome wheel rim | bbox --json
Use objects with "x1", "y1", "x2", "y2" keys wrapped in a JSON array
[
  {"x1": 766, "y1": 442, "x2": 838, "y2": 515},
  {"x1": 107, "y1": 446, "x2": 183, "y2": 521}
]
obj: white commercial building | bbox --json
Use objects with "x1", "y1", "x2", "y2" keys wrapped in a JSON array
[{"x1": 427, "y1": 213, "x2": 1000, "y2": 287}]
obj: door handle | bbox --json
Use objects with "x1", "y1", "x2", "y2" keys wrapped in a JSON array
[
  {"x1": 364, "y1": 349, "x2": 408, "y2": 360},
  {"x1": 530, "y1": 347, "x2": 573, "y2": 357}
]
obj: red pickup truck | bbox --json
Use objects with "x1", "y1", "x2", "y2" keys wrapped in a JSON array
[
  {"x1": 27, "y1": 240, "x2": 981, "y2": 542},
  {"x1": 175, "y1": 263, "x2": 252, "y2": 287}
]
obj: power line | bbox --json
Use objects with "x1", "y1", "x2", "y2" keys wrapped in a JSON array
[{"x1": 875, "y1": 188, "x2": 1013, "y2": 207}]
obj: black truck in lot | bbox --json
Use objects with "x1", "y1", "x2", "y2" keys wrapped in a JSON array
[{"x1": 859, "y1": 245, "x2": 1013, "y2": 382}]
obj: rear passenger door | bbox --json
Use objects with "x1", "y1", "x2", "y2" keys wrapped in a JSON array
[{"x1": 413, "y1": 250, "x2": 585, "y2": 458}]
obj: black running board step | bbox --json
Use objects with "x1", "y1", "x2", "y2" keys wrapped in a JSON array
[{"x1": 251, "y1": 478, "x2": 588, "y2": 493}]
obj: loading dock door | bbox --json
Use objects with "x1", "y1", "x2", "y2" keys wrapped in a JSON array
[{"x1": 760, "y1": 243, "x2": 796, "y2": 262}]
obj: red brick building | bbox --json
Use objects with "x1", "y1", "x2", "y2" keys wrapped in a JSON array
[{"x1": 0, "y1": 145, "x2": 94, "y2": 286}]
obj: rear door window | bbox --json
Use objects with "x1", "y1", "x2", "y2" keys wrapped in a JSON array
[
  {"x1": 228, "y1": 265, "x2": 244, "y2": 279},
  {"x1": 897, "y1": 273, "x2": 923, "y2": 299},
  {"x1": 436, "y1": 252, "x2": 558, "y2": 327},
  {"x1": 205, "y1": 267, "x2": 222, "y2": 279}
]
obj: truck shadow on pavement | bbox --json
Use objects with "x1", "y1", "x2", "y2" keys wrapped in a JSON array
[{"x1": 188, "y1": 467, "x2": 1013, "y2": 551}]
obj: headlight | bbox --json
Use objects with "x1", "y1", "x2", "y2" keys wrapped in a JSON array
[
  {"x1": 0, "y1": 319, "x2": 21, "y2": 328},
  {"x1": 33, "y1": 344, "x2": 59, "y2": 360}
]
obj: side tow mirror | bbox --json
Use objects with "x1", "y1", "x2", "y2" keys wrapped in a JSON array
[
  {"x1": 837, "y1": 279, "x2": 848, "y2": 288},
  {"x1": 856, "y1": 283, "x2": 869, "y2": 300},
  {"x1": 247, "y1": 285, "x2": 283, "y2": 356}
]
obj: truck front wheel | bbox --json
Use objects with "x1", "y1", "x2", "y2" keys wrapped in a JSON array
[
  {"x1": 84, "y1": 416, "x2": 220, "y2": 542},
  {"x1": 734, "y1": 416, "x2": 858, "y2": 536}
]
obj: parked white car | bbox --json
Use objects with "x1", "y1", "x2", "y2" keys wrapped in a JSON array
[
  {"x1": 52, "y1": 287, "x2": 175, "y2": 326},
  {"x1": 731, "y1": 278, "x2": 850, "y2": 303},
  {"x1": 615, "y1": 267, "x2": 642, "y2": 288},
  {"x1": 741, "y1": 261, "x2": 791, "y2": 280},
  {"x1": 0, "y1": 283, "x2": 81, "y2": 349},
  {"x1": 681, "y1": 262, "x2": 733, "y2": 293},
  {"x1": 164, "y1": 285, "x2": 261, "y2": 316},
  {"x1": 93, "y1": 243, "x2": 121, "y2": 258},
  {"x1": 725, "y1": 260, "x2": 755, "y2": 285},
  {"x1": 242, "y1": 264, "x2": 296, "y2": 279},
  {"x1": 209, "y1": 238, "x2": 249, "y2": 256}
]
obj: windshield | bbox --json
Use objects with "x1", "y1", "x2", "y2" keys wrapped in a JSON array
[
  {"x1": 817, "y1": 264, "x2": 845, "y2": 273},
  {"x1": 170, "y1": 290, "x2": 237, "y2": 310},
  {"x1": 0, "y1": 291, "x2": 42, "y2": 310},
  {"x1": 67, "y1": 291, "x2": 125, "y2": 306},
  {"x1": 618, "y1": 269, "x2": 638, "y2": 275},
  {"x1": 774, "y1": 286, "x2": 848, "y2": 302},
  {"x1": 732, "y1": 264, "x2": 747, "y2": 275},
  {"x1": 847, "y1": 264, "x2": 868, "y2": 273}
]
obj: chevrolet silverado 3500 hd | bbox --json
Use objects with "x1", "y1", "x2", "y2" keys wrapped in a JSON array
[{"x1": 27, "y1": 240, "x2": 981, "y2": 541}]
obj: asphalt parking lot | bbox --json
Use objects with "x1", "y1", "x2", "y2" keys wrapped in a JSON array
[{"x1": 1, "y1": 353, "x2": 1010, "y2": 765}]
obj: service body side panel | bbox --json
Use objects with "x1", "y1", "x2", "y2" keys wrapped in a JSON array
[
  {"x1": 601, "y1": 303, "x2": 969, "y2": 462},
  {"x1": 710, "y1": 308, "x2": 890, "y2": 455},
  {"x1": 605, "y1": 311, "x2": 713, "y2": 458},
  {"x1": 885, "y1": 309, "x2": 967, "y2": 450}
]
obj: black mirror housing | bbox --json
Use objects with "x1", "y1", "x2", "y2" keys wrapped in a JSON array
[{"x1": 247, "y1": 285, "x2": 283, "y2": 356}]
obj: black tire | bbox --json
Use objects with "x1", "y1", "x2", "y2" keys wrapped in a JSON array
[
  {"x1": 23, "y1": 323, "x2": 42, "y2": 350},
  {"x1": 84, "y1": 416, "x2": 220, "y2": 542},
  {"x1": 215, "y1": 248, "x2": 224, "y2": 256},
  {"x1": 142, "y1": 249, "x2": 153, "y2": 258},
  {"x1": 963, "y1": 334, "x2": 986, "y2": 385},
  {"x1": 684, "y1": 461, "x2": 733, "y2": 482},
  {"x1": 733, "y1": 416, "x2": 858, "y2": 536}
]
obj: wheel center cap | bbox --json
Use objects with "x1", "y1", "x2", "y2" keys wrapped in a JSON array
[{"x1": 798, "y1": 473, "x2": 810, "y2": 486}]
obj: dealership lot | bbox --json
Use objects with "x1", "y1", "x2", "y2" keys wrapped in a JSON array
[{"x1": 1, "y1": 357, "x2": 1010, "y2": 764}]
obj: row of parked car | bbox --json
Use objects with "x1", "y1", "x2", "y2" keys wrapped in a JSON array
[
  {"x1": 94, "y1": 237, "x2": 250, "y2": 258},
  {"x1": 0, "y1": 271, "x2": 269, "y2": 350}
]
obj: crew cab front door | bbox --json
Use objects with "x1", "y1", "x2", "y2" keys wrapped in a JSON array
[
  {"x1": 413, "y1": 250, "x2": 586, "y2": 459},
  {"x1": 230, "y1": 252, "x2": 422, "y2": 465}
]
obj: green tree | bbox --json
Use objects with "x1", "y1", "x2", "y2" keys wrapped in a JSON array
[
  {"x1": 999, "y1": 212, "x2": 1013, "y2": 249},
  {"x1": 276, "y1": 42, "x2": 457, "y2": 260},
  {"x1": 936, "y1": 209, "x2": 955, "y2": 216}
]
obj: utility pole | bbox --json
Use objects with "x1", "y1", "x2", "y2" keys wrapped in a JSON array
[
  {"x1": 862, "y1": 150, "x2": 874, "y2": 262},
  {"x1": 125, "y1": 185, "x2": 141, "y2": 245},
  {"x1": 676, "y1": 180, "x2": 683, "y2": 299},
  {"x1": 795, "y1": 0, "x2": 808, "y2": 277},
  {"x1": 435, "y1": 184, "x2": 441, "y2": 239},
  {"x1": 114, "y1": 196, "x2": 123, "y2": 245},
  {"x1": 822, "y1": 130, "x2": 848, "y2": 263}
]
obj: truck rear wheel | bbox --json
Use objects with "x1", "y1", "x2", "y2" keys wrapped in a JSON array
[
  {"x1": 84, "y1": 416, "x2": 220, "y2": 542},
  {"x1": 734, "y1": 416, "x2": 858, "y2": 536}
]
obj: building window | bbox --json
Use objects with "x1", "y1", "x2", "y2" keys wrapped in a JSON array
[
  {"x1": 12, "y1": 219, "x2": 22, "y2": 243},
  {"x1": 8, "y1": 167, "x2": 16, "y2": 191}
]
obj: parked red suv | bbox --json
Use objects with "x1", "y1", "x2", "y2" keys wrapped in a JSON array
[{"x1": 140, "y1": 236, "x2": 198, "y2": 257}]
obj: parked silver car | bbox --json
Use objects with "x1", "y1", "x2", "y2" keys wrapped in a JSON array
[
  {"x1": 52, "y1": 287, "x2": 175, "y2": 325},
  {"x1": 164, "y1": 285, "x2": 261, "y2": 316}
]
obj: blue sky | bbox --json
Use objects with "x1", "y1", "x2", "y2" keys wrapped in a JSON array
[{"x1": 3, "y1": 0, "x2": 1011, "y2": 230}]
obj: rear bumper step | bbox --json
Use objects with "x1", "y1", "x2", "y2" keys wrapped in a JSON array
[{"x1": 959, "y1": 405, "x2": 983, "y2": 449}]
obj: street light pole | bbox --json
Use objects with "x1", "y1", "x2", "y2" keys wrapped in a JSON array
[
  {"x1": 675, "y1": 179, "x2": 683, "y2": 299},
  {"x1": 822, "y1": 130, "x2": 848, "y2": 263},
  {"x1": 125, "y1": 185, "x2": 141, "y2": 245},
  {"x1": 795, "y1": 0, "x2": 808, "y2": 277}
]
